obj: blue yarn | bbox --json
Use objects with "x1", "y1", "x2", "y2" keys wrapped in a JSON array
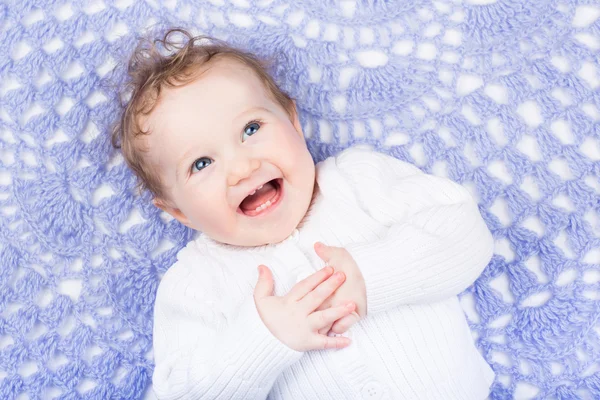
[{"x1": 1, "y1": 0, "x2": 599, "y2": 398}]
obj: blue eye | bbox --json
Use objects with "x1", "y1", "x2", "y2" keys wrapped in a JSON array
[
  {"x1": 191, "y1": 157, "x2": 212, "y2": 174},
  {"x1": 242, "y1": 121, "x2": 261, "y2": 141}
]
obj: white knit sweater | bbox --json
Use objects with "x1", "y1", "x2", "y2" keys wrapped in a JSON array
[{"x1": 152, "y1": 146, "x2": 496, "y2": 400}]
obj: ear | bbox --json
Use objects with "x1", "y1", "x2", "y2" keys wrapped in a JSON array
[
  {"x1": 153, "y1": 198, "x2": 192, "y2": 227},
  {"x1": 290, "y1": 100, "x2": 305, "y2": 140}
]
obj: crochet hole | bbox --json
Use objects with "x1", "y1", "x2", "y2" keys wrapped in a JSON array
[
  {"x1": 489, "y1": 197, "x2": 511, "y2": 227},
  {"x1": 47, "y1": 352, "x2": 69, "y2": 371},
  {"x1": 0, "y1": 75, "x2": 22, "y2": 95},
  {"x1": 489, "y1": 272, "x2": 515, "y2": 303},
  {"x1": 83, "y1": 345, "x2": 103, "y2": 363},
  {"x1": 119, "y1": 208, "x2": 146, "y2": 234},
  {"x1": 488, "y1": 313, "x2": 512, "y2": 329},
  {"x1": 75, "y1": 30, "x2": 96, "y2": 48},
  {"x1": 105, "y1": 21, "x2": 129, "y2": 43},
  {"x1": 85, "y1": 90, "x2": 108, "y2": 108},
  {"x1": 384, "y1": 132, "x2": 410, "y2": 147},
  {"x1": 548, "y1": 158, "x2": 573, "y2": 180},
  {"x1": 96, "y1": 57, "x2": 117, "y2": 78},
  {"x1": 18, "y1": 361, "x2": 38, "y2": 378},
  {"x1": 44, "y1": 128, "x2": 69, "y2": 148},
  {"x1": 520, "y1": 290, "x2": 551, "y2": 307},
  {"x1": 442, "y1": 29, "x2": 462, "y2": 47},
  {"x1": 497, "y1": 374, "x2": 511, "y2": 388},
  {"x1": 574, "y1": 34, "x2": 600, "y2": 51},
  {"x1": 551, "y1": 88, "x2": 573, "y2": 107},
  {"x1": 424, "y1": 23, "x2": 442, "y2": 38},
  {"x1": 457, "y1": 74, "x2": 483, "y2": 97},
  {"x1": 11, "y1": 40, "x2": 32, "y2": 61},
  {"x1": 305, "y1": 20, "x2": 320, "y2": 39},
  {"x1": 55, "y1": 97, "x2": 75, "y2": 116},
  {"x1": 551, "y1": 56, "x2": 571, "y2": 73},
  {"x1": 416, "y1": 43, "x2": 437, "y2": 60},
  {"x1": 323, "y1": 24, "x2": 339, "y2": 41},
  {"x1": 57, "y1": 279, "x2": 83, "y2": 301},
  {"x1": 495, "y1": 237, "x2": 515, "y2": 262},
  {"x1": 517, "y1": 135, "x2": 543, "y2": 162},
  {"x1": 355, "y1": 50, "x2": 388, "y2": 68},
  {"x1": 43, "y1": 37, "x2": 64, "y2": 55},
  {"x1": 578, "y1": 62, "x2": 599, "y2": 90},
  {"x1": 487, "y1": 160, "x2": 513, "y2": 185},
  {"x1": 556, "y1": 268, "x2": 577, "y2": 286},
  {"x1": 514, "y1": 382, "x2": 540, "y2": 399},
  {"x1": 339, "y1": 0, "x2": 356, "y2": 18},
  {"x1": 286, "y1": 9, "x2": 304, "y2": 27},
  {"x1": 0, "y1": 334, "x2": 14, "y2": 350},
  {"x1": 359, "y1": 27, "x2": 375, "y2": 45},
  {"x1": 517, "y1": 101, "x2": 543, "y2": 128},
  {"x1": 461, "y1": 104, "x2": 481, "y2": 125},
  {"x1": 77, "y1": 378, "x2": 98, "y2": 395},
  {"x1": 582, "y1": 249, "x2": 600, "y2": 264},
  {"x1": 572, "y1": 6, "x2": 600, "y2": 28},
  {"x1": 552, "y1": 194, "x2": 575, "y2": 213},
  {"x1": 408, "y1": 142, "x2": 426, "y2": 166},
  {"x1": 491, "y1": 350, "x2": 512, "y2": 367},
  {"x1": 60, "y1": 62, "x2": 84, "y2": 81},
  {"x1": 84, "y1": 0, "x2": 106, "y2": 15},
  {"x1": 55, "y1": 3, "x2": 74, "y2": 21},
  {"x1": 339, "y1": 67, "x2": 357, "y2": 89},
  {"x1": 464, "y1": 0, "x2": 497, "y2": 4},
  {"x1": 580, "y1": 138, "x2": 600, "y2": 161},
  {"x1": 21, "y1": 102, "x2": 45, "y2": 125},
  {"x1": 81, "y1": 120, "x2": 101, "y2": 144},
  {"x1": 318, "y1": 119, "x2": 333, "y2": 143},
  {"x1": 554, "y1": 230, "x2": 576, "y2": 259},
  {"x1": 25, "y1": 323, "x2": 48, "y2": 341},
  {"x1": 392, "y1": 40, "x2": 414, "y2": 56},
  {"x1": 584, "y1": 209, "x2": 600, "y2": 236},
  {"x1": 581, "y1": 103, "x2": 600, "y2": 120},
  {"x1": 22, "y1": 8, "x2": 44, "y2": 27},
  {"x1": 522, "y1": 216, "x2": 545, "y2": 237},
  {"x1": 229, "y1": 12, "x2": 255, "y2": 28}
]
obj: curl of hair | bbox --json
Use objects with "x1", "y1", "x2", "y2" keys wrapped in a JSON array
[{"x1": 111, "y1": 27, "x2": 294, "y2": 201}]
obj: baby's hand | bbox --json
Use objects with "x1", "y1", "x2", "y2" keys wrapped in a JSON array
[
  {"x1": 314, "y1": 242, "x2": 367, "y2": 335},
  {"x1": 254, "y1": 264, "x2": 358, "y2": 352}
]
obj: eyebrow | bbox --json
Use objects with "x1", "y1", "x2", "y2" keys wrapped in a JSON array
[{"x1": 175, "y1": 106, "x2": 271, "y2": 181}]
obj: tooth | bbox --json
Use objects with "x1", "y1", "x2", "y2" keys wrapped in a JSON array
[
  {"x1": 250, "y1": 190, "x2": 256, "y2": 195},
  {"x1": 255, "y1": 206, "x2": 262, "y2": 211},
  {"x1": 265, "y1": 200, "x2": 271, "y2": 207},
  {"x1": 257, "y1": 185, "x2": 263, "y2": 190}
]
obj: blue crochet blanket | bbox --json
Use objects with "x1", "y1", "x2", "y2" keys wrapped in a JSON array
[{"x1": 1, "y1": 0, "x2": 600, "y2": 398}]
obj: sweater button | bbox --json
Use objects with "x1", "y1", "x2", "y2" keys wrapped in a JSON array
[{"x1": 360, "y1": 382, "x2": 383, "y2": 399}]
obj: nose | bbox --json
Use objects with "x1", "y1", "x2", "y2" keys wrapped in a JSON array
[{"x1": 227, "y1": 157, "x2": 261, "y2": 187}]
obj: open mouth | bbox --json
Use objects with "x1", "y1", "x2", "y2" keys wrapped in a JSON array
[{"x1": 238, "y1": 178, "x2": 284, "y2": 217}]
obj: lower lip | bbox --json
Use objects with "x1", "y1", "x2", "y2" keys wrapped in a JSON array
[{"x1": 238, "y1": 179, "x2": 284, "y2": 217}]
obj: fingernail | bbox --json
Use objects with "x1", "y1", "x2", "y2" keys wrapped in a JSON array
[{"x1": 346, "y1": 302, "x2": 355, "y2": 310}]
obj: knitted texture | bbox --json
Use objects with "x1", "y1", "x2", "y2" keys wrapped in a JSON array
[{"x1": 0, "y1": 0, "x2": 599, "y2": 399}]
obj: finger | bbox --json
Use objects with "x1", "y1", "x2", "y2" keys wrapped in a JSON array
[
  {"x1": 300, "y1": 271, "x2": 346, "y2": 313},
  {"x1": 314, "y1": 242, "x2": 337, "y2": 264},
  {"x1": 309, "y1": 302, "x2": 356, "y2": 330},
  {"x1": 253, "y1": 265, "x2": 274, "y2": 300},
  {"x1": 330, "y1": 312, "x2": 360, "y2": 334},
  {"x1": 287, "y1": 266, "x2": 334, "y2": 301},
  {"x1": 313, "y1": 334, "x2": 352, "y2": 350},
  {"x1": 318, "y1": 324, "x2": 332, "y2": 335}
]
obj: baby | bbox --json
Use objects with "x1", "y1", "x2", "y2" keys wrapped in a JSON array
[{"x1": 112, "y1": 28, "x2": 496, "y2": 400}]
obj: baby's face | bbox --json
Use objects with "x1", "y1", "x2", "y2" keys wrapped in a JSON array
[{"x1": 140, "y1": 59, "x2": 316, "y2": 246}]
